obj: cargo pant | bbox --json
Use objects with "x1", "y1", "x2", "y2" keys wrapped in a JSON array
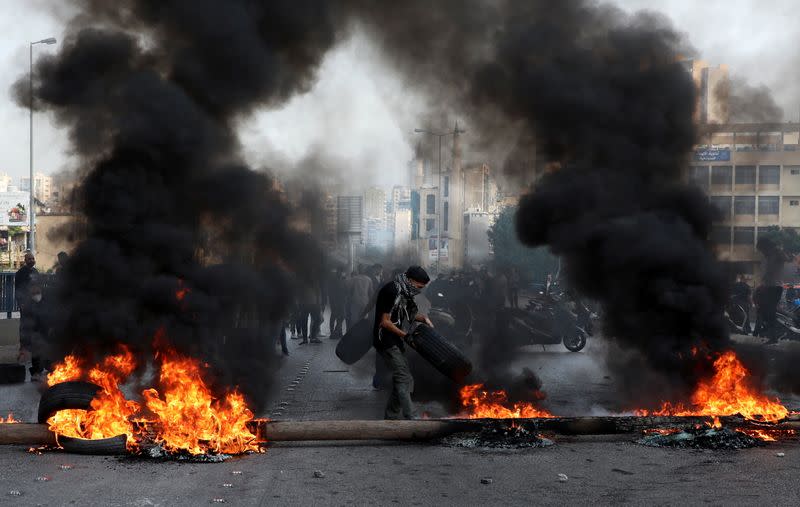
[{"x1": 379, "y1": 345, "x2": 415, "y2": 419}]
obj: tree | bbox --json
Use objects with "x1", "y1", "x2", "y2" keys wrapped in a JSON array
[
  {"x1": 487, "y1": 206, "x2": 558, "y2": 282},
  {"x1": 757, "y1": 226, "x2": 800, "y2": 262}
]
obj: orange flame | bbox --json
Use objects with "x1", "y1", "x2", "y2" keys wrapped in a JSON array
[
  {"x1": 46, "y1": 355, "x2": 83, "y2": 386},
  {"x1": 47, "y1": 346, "x2": 140, "y2": 449},
  {"x1": 0, "y1": 412, "x2": 19, "y2": 423},
  {"x1": 176, "y1": 279, "x2": 190, "y2": 302},
  {"x1": 44, "y1": 340, "x2": 260, "y2": 455},
  {"x1": 459, "y1": 384, "x2": 554, "y2": 419},
  {"x1": 637, "y1": 350, "x2": 788, "y2": 423},
  {"x1": 142, "y1": 350, "x2": 259, "y2": 454}
]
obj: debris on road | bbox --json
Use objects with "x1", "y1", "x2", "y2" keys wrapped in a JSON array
[
  {"x1": 776, "y1": 452, "x2": 785, "y2": 457},
  {"x1": 558, "y1": 474, "x2": 568, "y2": 482},
  {"x1": 8, "y1": 490, "x2": 21, "y2": 496},
  {"x1": 480, "y1": 478, "x2": 493, "y2": 484},
  {"x1": 638, "y1": 427, "x2": 762, "y2": 449},
  {"x1": 314, "y1": 470, "x2": 325, "y2": 478}
]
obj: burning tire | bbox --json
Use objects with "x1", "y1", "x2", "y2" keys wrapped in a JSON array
[
  {"x1": 57, "y1": 434, "x2": 128, "y2": 455},
  {"x1": 562, "y1": 331, "x2": 587, "y2": 352},
  {"x1": 37, "y1": 381, "x2": 101, "y2": 423}
]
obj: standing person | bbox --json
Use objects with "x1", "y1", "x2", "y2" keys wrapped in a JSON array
[
  {"x1": 730, "y1": 275, "x2": 752, "y2": 333},
  {"x1": 297, "y1": 281, "x2": 323, "y2": 344},
  {"x1": 15, "y1": 252, "x2": 38, "y2": 308},
  {"x1": 16, "y1": 252, "x2": 39, "y2": 372},
  {"x1": 19, "y1": 283, "x2": 49, "y2": 381},
  {"x1": 507, "y1": 267, "x2": 521, "y2": 309},
  {"x1": 327, "y1": 268, "x2": 347, "y2": 339},
  {"x1": 373, "y1": 266, "x2": 432, "y2": 420},
  {"x1": 53, "y1": 251, "x2": 69, "y2": 274},
  {"x1": 347, "y1": 267, "x2": 374, "y2": 330}
]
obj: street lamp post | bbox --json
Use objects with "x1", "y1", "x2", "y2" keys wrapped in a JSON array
[
  {"x1": 29, "y1": 37, "x2": 57, "y2": 254},
  {"x1": 414, "y1": 124, "x2": 465, "y2": 274}
]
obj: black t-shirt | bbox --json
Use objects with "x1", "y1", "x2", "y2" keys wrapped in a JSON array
[
  {"x1": 373, "y1": 282, "x2": 406, "y2": 351},
  {"x1": 731, "y1": 282, "x2": 751, "y2": 300}
]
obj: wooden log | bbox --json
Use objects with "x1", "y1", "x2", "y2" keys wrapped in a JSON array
[
  {"x1": 0, "y1": 423, "x2": 57, "y2": 445},
  {"x1": 251, "y1": 419, "x2": 480, "y2": 441},
  {"x1": 1, "y1": 416, "x2": 798, "y2": 446}
]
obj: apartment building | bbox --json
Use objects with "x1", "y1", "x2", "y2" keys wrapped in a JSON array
[{"x1": 691, "y1": 122, "x2": 800, "y2": 276}]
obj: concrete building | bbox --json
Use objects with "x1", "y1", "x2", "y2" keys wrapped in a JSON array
[
  {"x1": 682, "y1": 59, "x2": 730, "y2": 124},
  {"x1": 0, "y1": 173, "x2": 11, "y2": 193},
  {"x1": 692, "y1": 122, "x2": 800, "y2": 277},
  {"x1": 364, "y1": 187, "x2": 387, "y2": 221},
  {"x1": 463, "y1": 163, "x2": 498, "y2": 213},
  {"x1": 20, "y1": 172, "x2": 53, "y2": 204},
  {"x1": 336, "y1": 195, "x2": 363, "y2": 272}
]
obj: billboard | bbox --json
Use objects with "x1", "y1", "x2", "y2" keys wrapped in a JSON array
[
  {"x1": 0, "y1": 192, "x2": 29, "y2": 227},
  {"x1": 694, "y1": 147, "x2": 730, "y2": 161}
]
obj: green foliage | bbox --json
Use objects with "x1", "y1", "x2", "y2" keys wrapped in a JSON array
[
  {"x1": 7, "y1": 226, "x2": 24, "y2": 237},
  {"x1": 487, "y1": 206, "x2": 558, "y2": 282},
  {"x1": 758, "y1": 226, "x2": 800, "y2": 260}
]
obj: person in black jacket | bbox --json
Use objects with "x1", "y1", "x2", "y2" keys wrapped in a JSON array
[
  {"x1": 19, "y1": 283, "x2": 49, "y2": 381},
  {"x1": 373, "y1": 266, "x2": 432, "y2": 420}
]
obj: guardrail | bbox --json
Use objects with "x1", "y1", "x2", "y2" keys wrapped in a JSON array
[{"x1": 0, "y1": 272, "x2": 56, "y2": 318}]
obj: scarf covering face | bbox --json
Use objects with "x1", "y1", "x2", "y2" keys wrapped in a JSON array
[{"x1": 396, "y1": 273, "x2": 421, "y2": 298}]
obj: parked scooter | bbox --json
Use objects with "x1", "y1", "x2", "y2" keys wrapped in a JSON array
[{"x1": 505, "y1": 292, "x2": 590, "y2": 352}]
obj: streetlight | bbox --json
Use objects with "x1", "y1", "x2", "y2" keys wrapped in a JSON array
[
  {"x1": 413, "y1": 123, "x2": 465, "y2": 274},
  {"x1": 29, "y1": 37, "x2": 57, "y2": 253}
]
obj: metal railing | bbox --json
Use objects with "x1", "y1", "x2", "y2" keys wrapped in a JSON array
[{"x1": 0, "y1": 272, "x2": 56, "y2": 318}]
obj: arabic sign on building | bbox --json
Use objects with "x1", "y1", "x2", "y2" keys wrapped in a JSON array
[
  {"x1": 0, "y1": 192, "x2": 30, "y2": 227},
  {"x1": 694, "y1": 147, "x2": 730, "y2": 161}
]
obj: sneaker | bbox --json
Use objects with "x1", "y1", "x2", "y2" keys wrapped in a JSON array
[
  {"x1": 299, "y1": 339, "x2": 308, "y2": 345},
  {"x1": 310, "y1": 338, "x2": 322, "y2": 344},
  {"x1": 282, "y1": 349, "x2": 290, "y2": 356}
]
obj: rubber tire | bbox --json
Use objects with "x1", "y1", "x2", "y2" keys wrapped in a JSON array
[
  {"x1": 37, "y1": 381, "x2": 101, "y2": 423},
  {"x1": 0, "y1": 363, "x2": 26, "y2": 384},
  {"x1": 563, "y1": 331, "x2": 587, "y2": 352},
  {"x1": 335, "y1": 318, "x2": 373, "y2": 365},
  {"x1": 407, "y1": 324, "x2": 472, "y2": 383},
  {"x1": 58, "y1": 434, "x2": 128, "y2": 455}
]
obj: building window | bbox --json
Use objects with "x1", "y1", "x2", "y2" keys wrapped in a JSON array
[
  {"x1": 758, "y1": 196, "x2": 779, "y2": 215},
  {"x1": 791, "y1": 200, "x2": 800, "y2": 206},
  {"x1": 426, "y1": 194, "x2": 435, "y2": 214},
  {"x1": 711, "y1": 166, "x2": 732, "y2": 185},
  {"x1": 443, "y1": 176, "x2": 449, "y2": 197},
  {"x1": 734, "y1": 196, "x2": 755, "y2": 215},
  {"x1": 425, "y1": 218, "x2": 435, "y2": 232},
  {"x1": 710, "y1": 196, "x2": 732, "y2": 220},
  {"x1": 689, "y1": 166, "x2": 709, "y2": 188},
  {"x1": 710, "y1": 226, "x2": 731, "y2": 245},
  {"x1": 735, "y1": 165, "x2": 756, "y2": 185},
  {"x1": 759, "y1": 165, "x2": 780, "y2": 185},
  {"x1": 733, "y1": 227, "x2": 755, "y2": 245},
  {"x1": 443, "y1": 202, "x2": 449, "y2": 231}
]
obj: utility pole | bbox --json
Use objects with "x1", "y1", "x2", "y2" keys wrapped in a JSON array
[{"x1": 29, "y1": 37, "x2": 57, "y2": 253}]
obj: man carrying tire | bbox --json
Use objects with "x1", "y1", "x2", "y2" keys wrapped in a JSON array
[{"x1": 373, "y1": 266, "x2": 432, "y2": 420}]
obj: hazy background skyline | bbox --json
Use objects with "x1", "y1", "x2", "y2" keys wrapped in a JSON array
[{"x1": 1, "y1": 0, "x2": 797, "y2": 188}]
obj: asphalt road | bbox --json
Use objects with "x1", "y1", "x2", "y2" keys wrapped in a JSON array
[{"x1": 0, "y1": 328, "x2": 798, "y2": 506}]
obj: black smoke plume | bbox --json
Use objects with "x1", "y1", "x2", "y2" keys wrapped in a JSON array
[
  {"x1": 347, "y1": 1, "x2": 731, "y2": 404},
  {"x1": 15, "y1": 1, "x2": 343, "y2": 411},
  {"x1": 22, "y1": 0, "x2": 779, "y2": 413}
]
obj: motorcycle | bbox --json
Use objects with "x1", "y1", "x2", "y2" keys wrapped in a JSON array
[{"x1": 505, "y1": 292, "x2": 590, "y2": 352}]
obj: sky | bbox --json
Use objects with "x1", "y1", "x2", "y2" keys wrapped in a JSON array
[{"x1": 0, "y1": 0, "x2": 797, "y2": 188}]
